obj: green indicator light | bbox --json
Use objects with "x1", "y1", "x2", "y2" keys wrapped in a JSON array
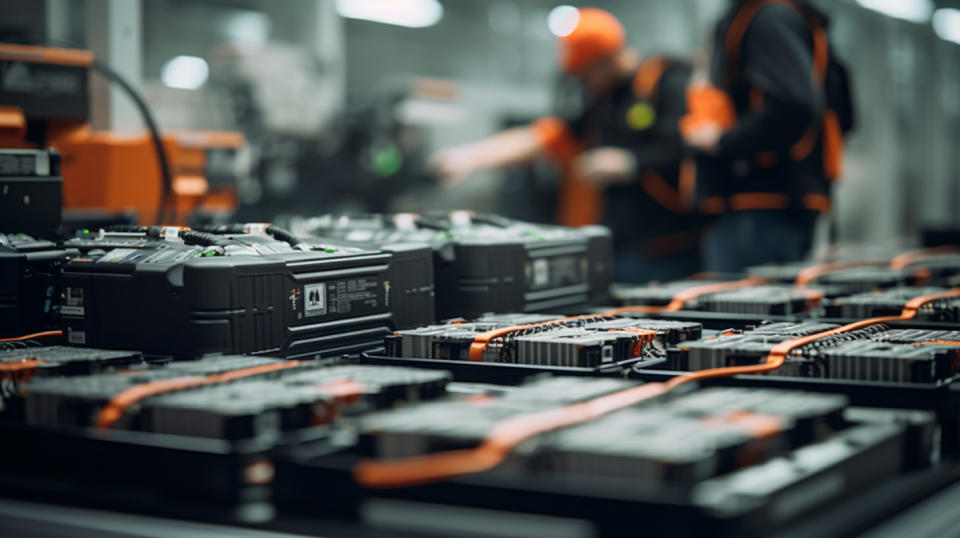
[
  {"x1": 372, "y1": 145, "x2": 403, "y2": 177},
  {"x1": 626, "y1": 101, "x2": 656, "y2": 131}
]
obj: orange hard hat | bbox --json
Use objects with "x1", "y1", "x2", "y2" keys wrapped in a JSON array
[{"x1": 558, "y1": 8, "x2": 626, "y2": 73}]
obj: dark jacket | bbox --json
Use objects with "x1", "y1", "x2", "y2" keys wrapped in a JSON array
[
  {"x1": 559, "y1": 60, "x2": 700, "y2": 255},
  {"x1": 698, "y1": 0, "x2": 836, "y2": 214}
]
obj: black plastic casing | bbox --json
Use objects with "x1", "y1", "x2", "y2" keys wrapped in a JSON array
[
  {"x1": 0, "y1": 237, "x2": 71, "y2": 338},
  {"x1": 0, "y1": 149, "x2": 63, "y2": 239},
  {"x1": 432, "y1": 225, "x2": 611, "y2": 319},
  {"x1": 59, "y1": 242, "x2": 435, "y2": 359}
]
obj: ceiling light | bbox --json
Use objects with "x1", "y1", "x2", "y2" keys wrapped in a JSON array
[
  {"x1": 547, "y1": 5, "x2": 579, "y2": 37},
  {"x1": 336, "y1": 0, "x2": 443, "y2": 28},
  {"x1": 933, "y1": 8, "x2": 960, "y2": 44},
  {"x1": 856, "y1": 0, "x2": 933, "y2": 23},
  {"x1": 161, "y1": 55, "x2": 209, "y2": 90}
]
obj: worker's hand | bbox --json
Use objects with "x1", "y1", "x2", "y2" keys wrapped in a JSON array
[
  {"x1": 429, "y1": 147, "x2": 480, "y2": 185},
  {"x1": 574, "y1": 148, "x2": 636, "y2": 187},
  {"x1": 683, "y1": 124, "x2": 723, "y2": 155}
]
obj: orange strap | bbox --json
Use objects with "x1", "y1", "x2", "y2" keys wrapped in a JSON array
[
  {"x1": 913, "y1": 340, "x2": 960, "y2": 347},
  {"x1": 700, "y1": 192, "x2": 830, "y2": 215},
  {"x1": 0, "y1": 330, "x2": 63, "y2": 343},
  {"x1": 466, "y1": 276, "x2": 756, "y2": 361},
  {"x1": 728, "y1": 192, "x2": 790, "y2": 211},
  {"x1": 802, "y1": 193, "x2": 832, "y2": 212},
  {"x1": 821, "y1": 109, "x2": 844, "y2": 180},
  {"x1": 355, "y1": 289, "x2": 960, "y2": 488},
  {"x1": 605, "y1": 277, "x2": 768, "y2": 315},
  {"x1": 353, "y1": 382, "x2": 669, "y2": 488},
  {"x1": 662, "y1": 289, "x2": 960, "y2": 389},
  {"x1": 313, "y1": 380, "x2": 369, "y2": 425},
  {"x1": 794, "y1": 259, "x2": 889, "y2": 286},
  {"x1": 0, "y1": 359, "x2": 46, "y2": 382},
  {"x1": 725, "y1": 0, "x2": 831, "y2": 162},
  {"x1": 631, "y1": 59, "x2": 698, "y2": 216},
  {"x1": 467, "y1": 315, "x2": 655, "y2": 363},
  {"x1": 95, "y1": 360, "x2": 303, "y2": 429},
  {"x1": 702, "y1": 410, "x2": 783, "y2": 439},
  {"x1": 632, "y1": 55, "x2": 670, "y2": 102},
  {"x1": 678, "y1": 158, "x2": 697, "y2": 204},
  {"x1": 889, "y1": 245, "x2": 960, "y2": 271},
  {"x1": 725, "y1": 0, "x2": 828, "y2": 90},
  {"x1": 912, "y1": 340, "x2": 960, "y2": 371},
  {"x1": 639, "y1": 171, "x2": 689, "y2": 214},
  {"x1": 699, "y1": 196, "x2": 727, "y2": 215}
]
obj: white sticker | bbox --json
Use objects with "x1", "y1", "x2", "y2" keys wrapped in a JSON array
[
  {"x1": 304, "y1": 283, "x2": 326, "y2": 317},
  {"x1": 67, "y1": 328, "x2": 86, "y2": 344},
  {"x1": 35, "y1": 151, "x2": 50, "y2": 176},
  {"x1": 96, "y1": 248, "x2": 137, "y2": 263},
  {"x1": 532, "y1": 259, "x2": 550, "y2": 286},
  {"x1": 62, "y1": 286, "x2": 85, "y2": 317},
  {"x1": 161, "y1": 227, "x2": 184, "y2": 241}
]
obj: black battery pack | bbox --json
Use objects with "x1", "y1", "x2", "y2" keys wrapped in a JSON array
[
  {"x1": 58, "y1": 229, "x2": 435, "y2": 359},
  {"x1": 0, "y1": 149, "x2": 63, "y2": 239},
  {"x1": 0, "y1": 233, "x2": 72, "y2": 338},
  {"x1": 281, "y1": 211, "x2": 613, "y2": 318}
]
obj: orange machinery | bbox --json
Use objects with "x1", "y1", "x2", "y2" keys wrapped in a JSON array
[{"x1": 0, "y1": 43, "x2": 244, "y2": 225}]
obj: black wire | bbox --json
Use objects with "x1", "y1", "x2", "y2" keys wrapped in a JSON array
[
  {"x1": 264, "y1": 226, "x2": 303, "y2": 247},
  {"x1": 90, "y1": 59, "x2": 174, "y2": 226},
  {"x1": 7, "y1": 38, "x2": 175, "y2": 225}
]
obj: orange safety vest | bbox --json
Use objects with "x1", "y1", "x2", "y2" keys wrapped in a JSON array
[
  {"x1": 724, "y1": 0, "x2": 844, "y2": 182},
  {"x1": 546, "y1": 57, "x2": 693, "y2": 226}
]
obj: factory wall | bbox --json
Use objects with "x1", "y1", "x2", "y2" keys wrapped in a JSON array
[{"x1": 125, "y1": 0, "x2": 960, "y2": 242}]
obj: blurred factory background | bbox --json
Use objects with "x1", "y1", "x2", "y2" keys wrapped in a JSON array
[{"x1": 3, "y1": 0, "x2": 959, "y2": 245}]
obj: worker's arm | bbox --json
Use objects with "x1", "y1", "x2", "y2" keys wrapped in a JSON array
[
  {"x1": 715, "y1": 4, "x2": 822, "y2": 158},
  {"x1": 432, "y1": 114, "x2": 585, "y2": 183},
  {"x1": 577, "y1": 67, "x2": 689, "y2": 186},
  {"x1": 431, "y1": 126, "x2": 544, "y2": 182}
]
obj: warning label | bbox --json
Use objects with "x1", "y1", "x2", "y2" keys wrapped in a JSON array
[
  {"x1": 304, "y1": 283, "x2": 327, "y2": 317},
  {"x1": 61, "y1": 286, "x2": 85, "y2": 317}
]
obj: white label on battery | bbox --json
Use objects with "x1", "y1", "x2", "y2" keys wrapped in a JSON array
[
  {"x1": 35, "y1": 151, "x2": 50, "y2": 176},
  {"x1": 60, "y1": 305, "x2": 85, "y2": 317},
  {"x1": 62, "y1": 286, "x2": 85, "y2": 317},
  {"x1": 532, "y1": 259, "x2": 550, "y2": 286},
  {"x1": 244, "y1": 223, "x2": 269, "y2": 234},
  {"x1": 96, "y1": 248, "x2": 137, "y2": 263},
  {"x1": 67, "y1": 329, "x2": 86, "y2": 344},
  {"x1": 161, "y1": 227, "x2": 183, "y2": 241},
  {"x1": 304, "y1": 283, "x2": 327, "y2": 317}
]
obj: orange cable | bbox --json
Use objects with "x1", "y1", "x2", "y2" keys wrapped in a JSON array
[
  {"x1": 913, "y1": 340, "x2": 960, "y2": 347},
  {"x1": 605, "y1": 277, "x2": 768, "y2": 315},
  {"x1": 0, "y1": 330, "x2": 63, "y2": 343},
  {"x1": 95, "y1": 360, "x2": 302, "y2": 429},
  {"x1": 466, "y1": 279, "x2": 764, "y2": 362},
  {"x1": 468, "y1": 314, "x2": 603, "y2": 362},
  {"x1": 889, "y1": 245, "x2": 960, "y2": 271},
  {"x1": 795, "y1": 259, "x2": 887, "y2": 286},
  {"x1": 353, "y1": 288, "x2": 960, "y2": 489}
]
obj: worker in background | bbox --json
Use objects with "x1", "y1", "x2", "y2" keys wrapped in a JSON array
[
  {"x1": 682, "y1": 0, "x2": 854, "y2": 273},
  {"x1": 432, "y1": 8, "x2": 700, "y2": 283}
]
